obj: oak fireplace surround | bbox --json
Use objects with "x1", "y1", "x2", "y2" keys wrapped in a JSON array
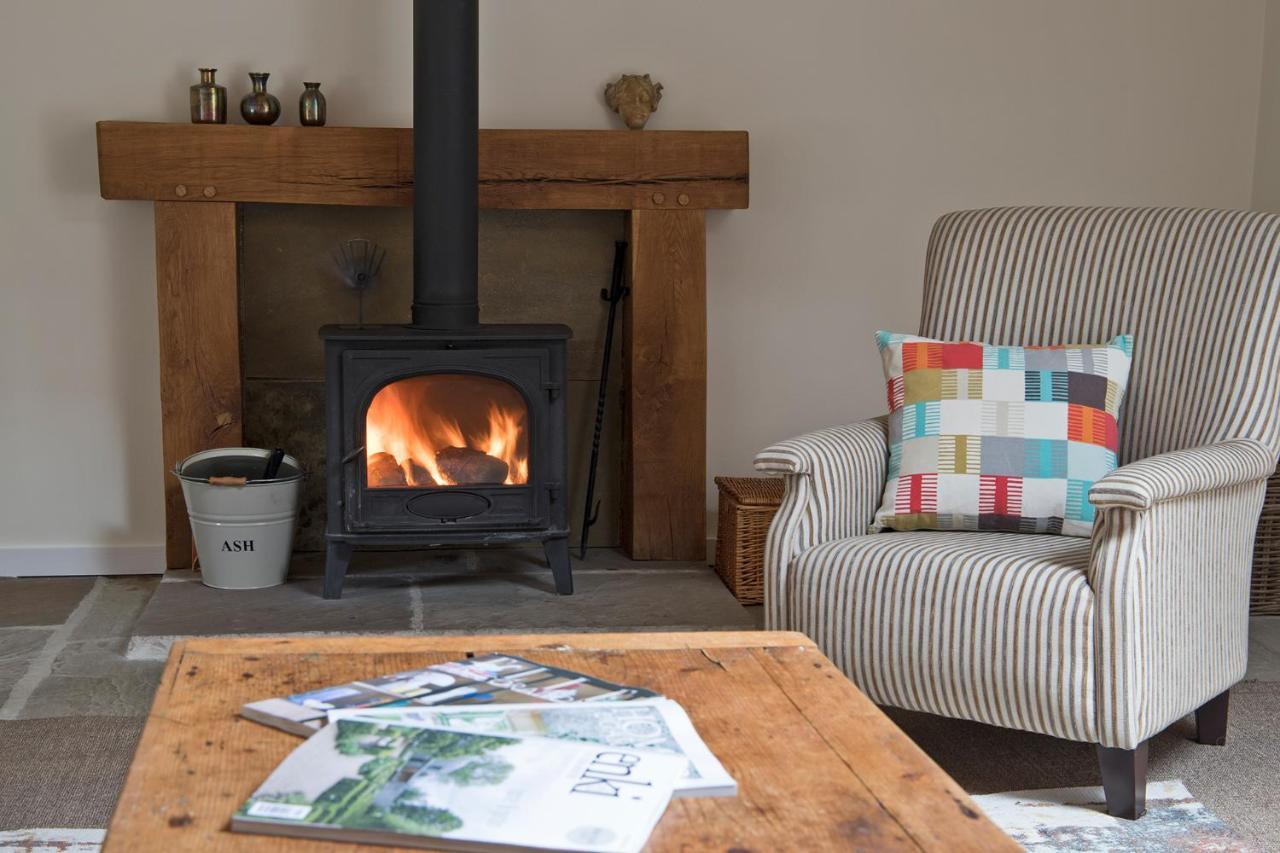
[{"x1": 95, "y1": 121, "x2": 749, "y2": 568}]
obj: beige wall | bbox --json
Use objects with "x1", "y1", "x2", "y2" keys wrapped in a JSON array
[
  {"x1": 0, "y1": 0, "x2": 1267, "y2": 560},
  {"x1": 1255, "y1": 0, "x2": 1280, "y2": 211}
]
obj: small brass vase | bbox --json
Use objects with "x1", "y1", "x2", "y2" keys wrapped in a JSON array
[
  {"x1": 299, "y1": 82, "x2": 327, "y2": 127},
  {"x1": 189, "y1": 68, "x2": 227, "y2": 124},
  {"x1": 240, "y1": 72, "x2": 281, "y2": 125}
]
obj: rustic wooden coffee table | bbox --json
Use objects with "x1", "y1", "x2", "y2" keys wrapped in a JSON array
[{"x1": 105, "y1": 631, "x2": 1014, "y2": 851}]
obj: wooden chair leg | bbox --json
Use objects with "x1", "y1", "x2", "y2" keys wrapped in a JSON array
[
  {"x1": 1195, "y1": 689, "x2": 1230, "y2": 745},
  {"x1": 1097, "y1": 741, "x2": 1148, "y2": 820}
]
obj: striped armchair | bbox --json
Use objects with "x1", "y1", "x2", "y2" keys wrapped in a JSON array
[{"x1": 755, "y1": 207, "x2": 1280, "y2": 819}]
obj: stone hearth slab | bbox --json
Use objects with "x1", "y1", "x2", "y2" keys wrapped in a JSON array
[
  {"x1": 131, "y1": 574, "x2": 415, "y2": 639},
  {"x1": 128, "y1": 549, "x2": 759, "y2": 646}
]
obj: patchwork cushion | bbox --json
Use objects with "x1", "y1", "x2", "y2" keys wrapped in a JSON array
[{"x1": 873, "y1": 331, "x2": 1133, "y2": 536}]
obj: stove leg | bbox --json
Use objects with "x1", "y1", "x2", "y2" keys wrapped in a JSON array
[
  {"x1": 544, "y1": 537, "x2": 573, "y2": 595},
  {"x1": 323, "y1": 541, "x2": 353, "y2": 600}
]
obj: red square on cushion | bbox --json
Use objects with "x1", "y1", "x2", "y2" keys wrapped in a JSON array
[
  {"x1": 894, "y1": 474, "x2": 937, "y2": 514},
  {"x1": 886, "y1": 375, "x2": 905, "y2": 411},
  {"x1": 940, "y1": 342, "x2": 983, "y2": 369},
  {"x1": 902, "y1": 342, "x2": 943, "y2": 371},
  {"x1": 979, "y1": 475, "x2": 1023, "y2": 516}
]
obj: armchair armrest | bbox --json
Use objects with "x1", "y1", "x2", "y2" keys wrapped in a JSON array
[
  {"x1": 755, "y1": 417, "x2": 887, "y2": 479},
  {"x1": 753, "y1": 417, "x2": 888, "y2": 629},
  {"x1": 1088, "y1": 438, "x2": 1275, "y2": 511},
  {"x1": 1087, "y1": 437, "x2": 1275, "y2": 750}
]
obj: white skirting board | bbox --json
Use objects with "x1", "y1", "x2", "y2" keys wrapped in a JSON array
[{"x1": 0, "y1": 545, "x2": 165, "y2": 577}]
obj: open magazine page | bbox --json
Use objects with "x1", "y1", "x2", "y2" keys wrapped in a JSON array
[
  {"x1": 330, "y1": 698, "x2": 737, "y2": 798},
  {"x1": 241, "y1": 654, "x2": 659, "y2": 736},
  {"x1": 232, "y1": 718, "x2": 685, "y2": 853}
]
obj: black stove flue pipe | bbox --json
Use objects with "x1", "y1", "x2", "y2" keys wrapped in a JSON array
[{"x1": 412, "y1": 0, "x2": 480, "y2": 329}]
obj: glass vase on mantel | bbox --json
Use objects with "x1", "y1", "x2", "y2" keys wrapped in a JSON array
[
  {"x1": 299, "y1": 82, "x2": 327, "y2": 127},
  {"x1": 189, "y1": 68, "x2": 227, "y2": 124},
  {"x1": 240, "y1": 72, "x2": 281, "y2": 125}
]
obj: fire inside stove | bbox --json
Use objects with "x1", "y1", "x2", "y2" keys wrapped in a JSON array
[{"x1": 365, "y1": 374, "x2": 529, "y2": 488}]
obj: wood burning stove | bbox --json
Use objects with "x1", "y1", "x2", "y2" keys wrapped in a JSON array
[{"x1": 319, "y1": 0, "x2": 573, "y2": 598}]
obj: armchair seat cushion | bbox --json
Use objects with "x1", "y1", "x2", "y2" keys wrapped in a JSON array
[{"x1": 789, "y1": 530, "x2": 1098, "y2": 743}]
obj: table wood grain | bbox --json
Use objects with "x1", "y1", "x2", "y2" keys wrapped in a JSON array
[{"x1": 105, "y1": 632, "x2": 1015, "y2": 851}]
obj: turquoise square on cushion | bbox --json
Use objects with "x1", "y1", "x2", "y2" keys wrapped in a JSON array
[
  {"x1": 1025, "y1": 371, "x2": 1069, "y2": 402},
  {"x1": 983, "y1": 347, "x2": 1025, "y2": 370},
  {"x1": 1067, "y1": 442, "x2": 1117, "y2": 481},
  {"x1": 887, "y1": 442, "x2": 902, "y2": 480},
  {"x1": 902, "y1": 402, "x2": 941, "y2": 438},
  {"x1": 1066, "y1": 479, "x2": 1095, "y2": 522},
  {"x1": 1023, "y1": 439, "x2": 1068, "y2": 478}
]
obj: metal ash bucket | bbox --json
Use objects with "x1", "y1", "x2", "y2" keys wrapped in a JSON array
[{"x1": 173, "y1": 448, "x2": 303, "y2": 589}]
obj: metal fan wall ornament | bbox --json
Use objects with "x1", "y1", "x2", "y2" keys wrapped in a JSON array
[{"x1": 332, "y1": 238, "x2": 386, "y2": 325}]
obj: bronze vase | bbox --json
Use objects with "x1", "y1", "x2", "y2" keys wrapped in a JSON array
[
  {"x1": 189, "y1": 68, "x2": 227, "y2": 124},
  {"x1": 240, "y1": 72, "x2": 281, "y2": 125},
  {"x1": 299, "y1": 82, "x2": 327, "y2": 127}
]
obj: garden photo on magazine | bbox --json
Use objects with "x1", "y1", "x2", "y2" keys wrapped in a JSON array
[
  {"x1": 233, "y1": 717, "x2": 686, "y2": 853},
  {"x1": 331, "y1": 697, "x2": 737, "y2": 797}
]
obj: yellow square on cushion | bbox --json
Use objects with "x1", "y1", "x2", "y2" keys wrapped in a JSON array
[
  {"x1": 938, "y1": 435, "x2": 981, "y2": 474},
  {"x1": 904, "y1": 368, "x2": 942, "y2": 403}
]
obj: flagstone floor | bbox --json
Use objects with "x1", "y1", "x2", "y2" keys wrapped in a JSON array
[
  {"x1": 0, "y1": 553, "x2": 1277, "y2": 843},
  {"x1": 0, "y1": 547, "x2": 762, "y2": 720}
]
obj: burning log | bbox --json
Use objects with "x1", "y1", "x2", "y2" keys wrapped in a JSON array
[
  {"x1": 437, "y1": 446, "x2": 509, "y2": 485},
  {"x1": 367, "y1": 452, "x2": 407, "y2": 487},
  {"x1": 405, "y1": 460, "x2": 436, "y2": 487}
]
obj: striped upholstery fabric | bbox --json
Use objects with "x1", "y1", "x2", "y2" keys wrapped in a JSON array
[
  {"x1": 1091, "y1": 475, "x2": 1264, "y2": 747},
  {"x1": 788, "y1": 531, "x2": 1097, "y2": 743},
  {"x1": 754, "y1": 417, "x2": 887, "y2": 630},
  {"x1": 919, "y1": 207, "x2": 1280, "y2": 463},
  {"x1": 757, "y1": 207, "x2": 1280, "y2": 750},
  {"x1": 1088, "y1": 438, "x2": 1274, "y2": 511}
]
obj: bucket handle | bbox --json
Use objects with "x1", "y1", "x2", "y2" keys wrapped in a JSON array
[{"x1": 208, "y1": 476, "x2": 249, "y2": 487}]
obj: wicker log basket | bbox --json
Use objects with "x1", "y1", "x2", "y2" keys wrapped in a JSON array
[
  {"x1": 714, "y1": 476, "x2": 785, "y2": 604},
  {"x1": 1253, "y1": 469, "x2": 1280, "y2": 615}
]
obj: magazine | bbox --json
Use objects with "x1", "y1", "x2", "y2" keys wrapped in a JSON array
[
  {"x1": 330, "y1": 697, "x2": 737, "y2": 798},
  {"x1": 232, "y1": 717, "x2": 686, "y2": 852},
  {"x1": 241, "y1": 654, "x2": 659, "y2": 736}
]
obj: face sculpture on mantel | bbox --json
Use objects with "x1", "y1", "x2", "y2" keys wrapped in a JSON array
[{"x1": 604, "y1": 73, "x2": 664, "y2": 129}]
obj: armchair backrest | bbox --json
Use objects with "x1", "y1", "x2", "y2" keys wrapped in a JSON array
[{"x1": 919, "y1": 206, "x2": 1280, "y2": 463}]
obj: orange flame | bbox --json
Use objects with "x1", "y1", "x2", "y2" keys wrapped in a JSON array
[{"x1": 365, "y1": 376, "x2": 528, "y2": 487}]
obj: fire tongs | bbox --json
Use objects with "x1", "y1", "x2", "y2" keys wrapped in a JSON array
[{"x1": 579, "y1": 241, "x2": 629, "y2": 558}]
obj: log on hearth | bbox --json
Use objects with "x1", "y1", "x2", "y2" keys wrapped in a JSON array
[{"x1": 436, "y1": 446, "x2": 508, "y2": 484}]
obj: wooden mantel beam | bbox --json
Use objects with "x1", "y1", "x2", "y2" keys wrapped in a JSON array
[{"x1": 97, "y1": 122, "x2": 748, "y2": 211}]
